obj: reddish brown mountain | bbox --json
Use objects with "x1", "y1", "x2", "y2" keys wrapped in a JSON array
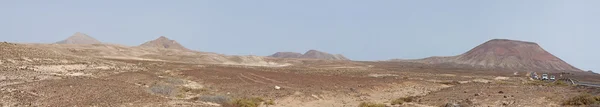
[
  {"x1": 413, "y1": 39, "x2": 581, "y2": 72},
  {"x1": 56, "y1": 32, "x2": 102, "y2": 44},
  {"x1": 138, "y1": 36, "x2": 189, "y2": 50},
  {"x1": 269, "y1": 50, "x2": 349, "y2": 60}
]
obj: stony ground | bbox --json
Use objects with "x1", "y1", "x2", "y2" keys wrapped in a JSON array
[{"x1": 1, "y1": 42, "x2": 599, "y2": 107}]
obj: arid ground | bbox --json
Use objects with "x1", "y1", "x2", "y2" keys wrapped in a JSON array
[{"x1": 1, "y1": 41, "x2": 600, "y2": 107}]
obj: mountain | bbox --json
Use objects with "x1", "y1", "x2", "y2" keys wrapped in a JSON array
[
  {"x1": 300, "y1": 50, "x2": 349, "y2": 60},
  {"x1": 269, "y1": 52, "x2": 303, "y2": 58},
  {"x1": 56, "y1": 32, "x2": 102, "y2": 44},
  {"x1": 269, "y1": 50, "x2": 349, "y2": 60},
  {"x1": 138, "y1": 36, "x2": 189, "y2": 50},
  {"x1": 408, "y1": 39, "x2": 581, "y2": 72}
]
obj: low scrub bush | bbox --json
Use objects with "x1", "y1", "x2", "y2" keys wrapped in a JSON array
[
  {"x1": 149, "y1": 83, "x2": 178, "y2": 96},
  {"x1": 230, "y1": 97, "x2": 265, "y2": 107},
  {"x1": 525, "y1": 80, "x2": 546, "y2": 86},
  {"x1": 198, "y1": 95, "x2": 231, "y2": 104},
  {"x1": 391, "y1": 96, "x2": 417, "y2": 105},
  {"x1": 358, "y1": 102, "x2": 385, "y2": 107},
  {"x1": 563, "y1": 94, "x2": 600, "y2": 105},
  {"x1": 264, "y1": 99, "x2": 275, "y2": 106},
  {"x1": 180, "y1": 87, "x2": 208, "y2": 94},
  {"x1": 391, "y1": 99, "x2": 404, "y2": 105},
  {"x1": 164, "y1": 78, "x2": 186, "y2": 85},
  {"x1": 551, "y1": 81, "x2": 569, "y2": 86},
  {"x1": 526, "y1": 80, "x2": 570, "y2": 86}
]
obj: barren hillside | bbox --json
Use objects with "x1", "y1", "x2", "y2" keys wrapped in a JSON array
[
  {"x1": 406, "y1": 39, "x2": 581, "y2": 72},
  {"x1": 1, "y1": 41, "x2": 599, "y2": 107},
  {"x1": 269, "y1": 52, "x2": 303, "y2": 58},
  {"x1": 55, "y1": 32, "x2": 102, "y2": 44},
  {"x1": 269, "y1": 50, "x2": 349, "y2": 60},
  {"x1": 138, "y1": 36, "x2": 189, "y2": 51}
]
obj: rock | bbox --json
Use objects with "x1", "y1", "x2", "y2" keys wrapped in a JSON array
[
  {"x1": 311, "y1": 94, "x2": 321, "y2": 100},
  {"x1": 458, "y1": 81, "x2": 470, "y2": 84},
  {"x1": 501, "y1": 101, "x2": 515, "y2": 106},
  {"x1": 498, "y1": 91, "x2": 504, "y2": 94},
  {"x1": 368, "y1": 74, "x2": 399, "y2": 78},
  {"x1": 274, "y1": 86, "x2": 281, "y2": 90},
  {"x1": 494, "y1": 76, "x2": 509, "y2": 80},
  {"x1": 502, "y1": 102, "x2": 509, "y2": 106},
  {"x1": 474, "y1": 93, "x2": 480, "y2": 96},
  {"x1": 472, "y1": 79, "x2": 490, "y2": 83}
]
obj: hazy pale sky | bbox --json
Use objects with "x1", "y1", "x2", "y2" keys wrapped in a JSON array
[{"x1": 1, "y1": 0, "x2": 598, "y2": 72}]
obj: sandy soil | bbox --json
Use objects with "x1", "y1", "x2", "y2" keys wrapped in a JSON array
[{"x1": 1, "y1": 43, "x2": 600, "y2": 107}]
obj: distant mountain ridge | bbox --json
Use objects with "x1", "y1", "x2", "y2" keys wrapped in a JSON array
[
  {"x1": 270, "y1": 52, "x2": 303, "y2": 58},
  {"x1": 269, "y1": 50, "x2": 349, "y2": 60},
  {"x1": 138, "y1": 36, "x2": 190, "y2": 51},
  {"x1": 398, "y1": 39, "x2": 581, "y2": 72},
  {"x1": 56, "y1": 32, "x2": 102, "y2": 44}
]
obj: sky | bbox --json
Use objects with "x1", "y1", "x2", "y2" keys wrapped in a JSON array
[{"x1": 0, "y1": 0, "x2": 598, "y2": 72}]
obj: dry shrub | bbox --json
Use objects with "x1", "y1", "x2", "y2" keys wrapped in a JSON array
[
  {"x1": 198, "y1": 95, "x2": 231, "y2": 104},
  {"x1": 391, "y1": 96, "x2": 417, "y2": 105},
  {"x1": 402, "y1": 96, "x2": 417, "y2": 102},
  {"x1": 391, "y1": 99, "x2": 404, "y2": 105},
  {"x1": 230, "y1": 97, "x2": 265, "y2": 107},
  {"x1": 563, "y1": 94, "x2": 600, "y2": 105},
  {"x1": 358, "y1": 102, "x2": 385, "y2": 107},
  {"x1": 551, "y1": 81, "x2": 569, "y2": 86},
  {"x1": 164, "y1": 77, "x2": 185, "y2": 85},
  {"x1": 265, "y1": 99, "x2": 275, "y2": 105},
  {"x1": 526, "y1": 80, "x2": 570, "y2": 87},
  {"x1": 180, "y1": 87, "x2": 208, "y2": 94},
  {"x1": 525, "y1": 80, "x2": 546, "y2": 86},
  {"x1": 149, "y1": 83, "x2": 177, "y2": 96}
]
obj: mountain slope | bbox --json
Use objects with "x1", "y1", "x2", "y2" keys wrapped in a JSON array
[
  {"x1": 56, "y1": 32, "x2": 102, "y2": 44},
  {"x1": 138, "y1": 36, "x2": 189, "y2": 50},
  {"x1": 300, "y1": 50, "x2": 349, "y2": 60},
  {"x1": 269, "y1": 50, "x2": 349, "y2": 60},
  {"x1": 269, "y1": 52, "x2": 303, "y2": 58},
  {"x1": 410, "y1": 39, "x2": 581, "y2": 72}
]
